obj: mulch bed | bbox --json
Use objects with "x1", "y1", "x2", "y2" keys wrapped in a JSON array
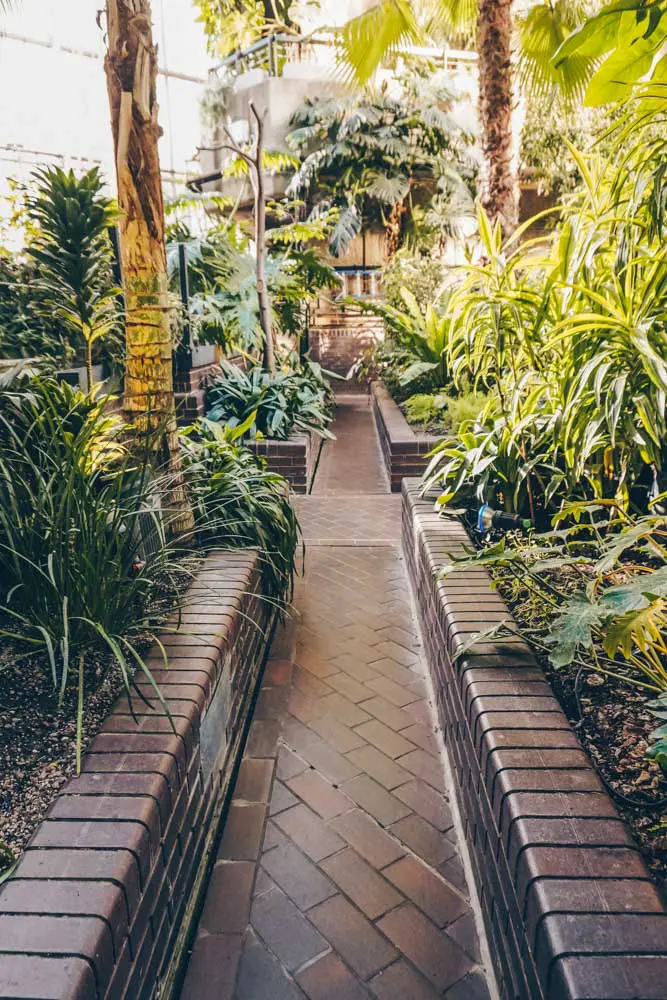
[
  {"x1": 492, "y1": 568, "x2": 667, "y2": 896},
  {"x1": 0, "y1": 558, "x2": 200, "y2": 878},
  {"x1": 0, "y1": 655, "x2": 124, "y2": 875}
]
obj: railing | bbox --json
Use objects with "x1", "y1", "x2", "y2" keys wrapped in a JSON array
[
  {"x1": 212, "y1": 29, "x2": 477, "y2": 81},
  {"x1": 334, "y1": 268, "x2": 383, "y2": 301}
]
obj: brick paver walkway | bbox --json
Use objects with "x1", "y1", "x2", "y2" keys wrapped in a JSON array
[{"x1": 181, "y1": 396, "x2": 492, "y2": 1000}]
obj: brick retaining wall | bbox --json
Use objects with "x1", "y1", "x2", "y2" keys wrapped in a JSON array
[
  {"x1": 309, "y1": 319, "x2": 385, "y2": 377},
  {"x1": 245, "y1": 433, "x2": 316, "y2": 494},
  {"x1": 401, "y1": 480, "x2": 667, "y2": 1000},
  {"x1": 0, "y1": 550, "x2": 276, "y2": 1000},
  {"x1": 372, "y1": 383, "x2": 438, "y2": 492}
]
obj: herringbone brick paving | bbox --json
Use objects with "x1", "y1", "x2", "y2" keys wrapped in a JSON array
[{"x1": 180, "y1": 398, "x2": 492, "y2": 1000}]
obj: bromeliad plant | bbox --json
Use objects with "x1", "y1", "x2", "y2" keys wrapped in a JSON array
[{"x1": 206, "y1": 358, "x2": 335, "y2": 441}]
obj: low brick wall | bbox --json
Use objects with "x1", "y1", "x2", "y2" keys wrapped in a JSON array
[
  {"x1": 246, "y1": 433, "x2": 315, "y2": 494},
  {"x1": 401, "y1": 480, "x2": 667, "y2": 1000},
  {"x1": 0, "y1": 550, "x2": 276, "y2": 1000},
  {"x1": 371, "y1": 382, "x2": 438, "y2": 492}
]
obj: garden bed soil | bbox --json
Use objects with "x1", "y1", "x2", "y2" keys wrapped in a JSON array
[
  {"x1": 0, "y1": 549, "x2": 275, "y2": 1000},
  {"x1": 371, "y1": 381, "x2": 439, "y2": 490},
  {"x1": 0, "y1": 658, "x2": 123, "y2": 875},
  {"x1": 492, "y1": 572, "x2": 667, "y2": 890},
  {"x1": 402, "y1": 479, "x2": 667, "y2": 1000},
  {"x1": 0, "y1": 560, "x2": 199, "y2": 877}
]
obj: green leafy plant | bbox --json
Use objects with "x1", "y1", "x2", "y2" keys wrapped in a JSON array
[
  {"x1": 438, "y1": 498, "x2": 667, "y2": 767},
  {"x1": 554, "y1": 0, "x2": 667, "y2": 109},
  {"x1": 423, "y1": 135, "x2": 667, "y2": 519},
  {"x1": 443, "y1": 389, "x2": 488, "y2": 432},
  {"x1": 287, "y1": 77, "x2": 475, "y2": 256},
  {"x1": 365, "y1": 287, "x2": 452, "y2": 389},
  {"x1": 24, "y1": 167, "x2": 121, "y2": 386},
  {"x1": 404, "y1": 393, "x2": 447, "y2": 426},
  {"x1": 180, "y1": 417, "x2": 299, "y2": 599},
  {"x1": 168, "y1": 227, "x2": 338, "y2": 354},
  {"x1": 381, "y1": 249, "x2": 446, "y2": 310},
  {"x1": 0, "y1": 377, "x2": 191, "y2": 765},
  {"x1": 0, "y1": 256, "x2": 70, "y2": 364},
  {"x1": 206, "y1": 359, "x2": 335, "y2": 440},
  {"x1": 441, "y1": 500, "x2": 667, "y2": 683}
]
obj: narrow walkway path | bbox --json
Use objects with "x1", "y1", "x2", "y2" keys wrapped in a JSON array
[{"x1": 181, "y1": 397, "x2": 492, "y2": 1000}]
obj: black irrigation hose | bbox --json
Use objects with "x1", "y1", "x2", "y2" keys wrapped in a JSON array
[
  {"x1": 308, "y1": 434, "x2": 327, "y2": 495},
  {"x1": 572, "y1": 666, "x2": 667, "y2": 812}
]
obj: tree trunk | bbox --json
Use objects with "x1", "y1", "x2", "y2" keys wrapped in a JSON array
[
  {"x1": 250, "y1": 104, "x2": 275, "y2": 373},
  {"x1": 477, "y1": 0, "x2": 518, "y2": 235},
  {"x1": 384, "y1": 198, "x2": 407, "y2": 258},
  {"x1": 104, "y1": 0, "x2": 193, "y2": 535}
]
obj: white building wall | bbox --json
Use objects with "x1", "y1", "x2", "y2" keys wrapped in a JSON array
[{"x1": 0, "y1": 0, "x2": 209, "y2": 241}]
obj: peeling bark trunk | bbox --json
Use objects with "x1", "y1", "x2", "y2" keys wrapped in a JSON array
[
  {"x1": 477, "y1": 0, "x2": 518, "y2": 235},
  {"x1": 249, "y1": 103, "x2": 275, "y2": 374},
  {"x1": 255, "y1": 169, "x2": 275, "y2": 373},
  {"x1": 384, "y1": 198, "x2": 407, "y2": 258},
  {"x1": 104, "y1": 0, "x2": 193, "y2": 534}
]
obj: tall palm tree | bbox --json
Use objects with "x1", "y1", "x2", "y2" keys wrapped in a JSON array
[
  {"x1": 339, "y1": 0, "x2": 591, "y2": 234},
  {"x1": 104, "y1": 0, "x2": 193, "y2": 534}
]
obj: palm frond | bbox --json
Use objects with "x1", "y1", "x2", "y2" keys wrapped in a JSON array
[
  {"x1": 329, "y1": 203, "x2": 363, "y2": 256},
  {"x1": 338, "y1": 0, "x2": 422, "y2": 87},
  {"x1": 421, "y1": 0, "x2": 476, "y2": 37},
  {"x1": 365, "y1": 172, "x2": 410, "y2": 205},
  {"x1": 518, "y1": 1, "x2": 597, "y2": 104}
]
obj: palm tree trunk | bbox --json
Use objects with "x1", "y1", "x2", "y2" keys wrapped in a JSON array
[
  {"x1": 104, "y1": 0, "x2": 193, "y2": 534},
  {"x1": 477, "y1": 0, "x2": 518, "y2": 235}
]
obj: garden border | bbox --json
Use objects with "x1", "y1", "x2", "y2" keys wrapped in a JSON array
[
  {"x1": 401, "y1": 479, "x2": 667, "y2": 1000},
  {"x1": 371, "y1": 381, "x2": 438, "y2": 492},
  {"x1": 246, "y1": 432, "x2": 316, "y2": 494},
  {"x1": 0, "y1": 549, "x2": 276, "y2": 1000}
]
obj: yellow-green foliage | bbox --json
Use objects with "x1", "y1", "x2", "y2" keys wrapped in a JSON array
[{"x1": 404, "y1": 390, "x2": 487, "y2": 432}]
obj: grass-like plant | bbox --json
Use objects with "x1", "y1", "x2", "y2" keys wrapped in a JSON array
[
  {"x1": 0, "y1": 377, "x2": 188, "y2": 766},
  {"x1": 180, "y1": 417, "x2": 300, "y2": 600}
]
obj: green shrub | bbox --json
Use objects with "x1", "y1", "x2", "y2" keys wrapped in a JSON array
[
  {"x1": 444, "y1": 391, "x2": 488, "y2": 433},
  {"x1": 382, "y1": 250, "x2": 445, "y2": 311},
  {"x1": 403, "y1": 393, "x2": 447, "y2": 426},
  {"x1": 403, "y1": 389, "x2": 487, "y2": 432},
  {"x1": 180, "y1": 418, "x2": 299, "y2": 599},
  {"x1": 206, "y1": 359, "x2": 334, "y2": 440},
  {"x1": 0, "y1": 377, "x2": 188, "y2": 760}
]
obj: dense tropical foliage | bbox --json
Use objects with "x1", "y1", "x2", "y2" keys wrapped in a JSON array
[
  {"x1": 287, "y1": 76, "x2": 477, "y2": 255},
  {"x1": 0, "y1": 168, "x2": 122, "y2": 376},
  {"x1": 206, "y1": 358, "x2": 334, "y2": 440}
]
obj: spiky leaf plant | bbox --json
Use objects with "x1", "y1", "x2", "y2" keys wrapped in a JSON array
[{"x1": 25, "y1": 166, "x2": 121, "y2": 387}]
